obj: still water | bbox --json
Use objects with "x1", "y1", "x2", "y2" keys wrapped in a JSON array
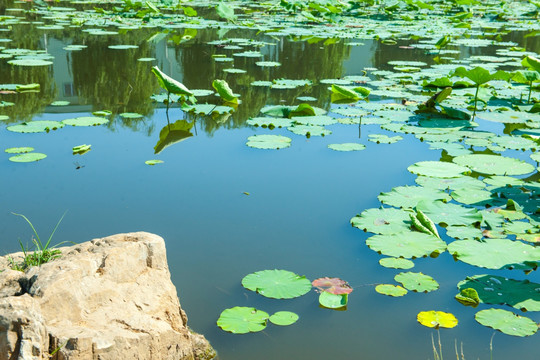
[{"x1": 1, "y1": 3, "x2": 539, "y2": 359}]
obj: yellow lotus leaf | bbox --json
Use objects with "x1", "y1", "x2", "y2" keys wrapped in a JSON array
[{"x1": 417, "y1": 311, "x2": 458, "y2": 329}]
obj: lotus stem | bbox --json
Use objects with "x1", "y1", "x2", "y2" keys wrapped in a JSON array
[
  {"x1": 528, "y1": 81, "x2": 532, "y2": 104},
  {"x1": 472, "y1": 85, "x2": 479, "y2": 120}
]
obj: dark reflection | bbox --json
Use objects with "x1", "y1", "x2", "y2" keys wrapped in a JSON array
[{"x1": 154, "y1": 119, "x2": 194, "y2": 154}]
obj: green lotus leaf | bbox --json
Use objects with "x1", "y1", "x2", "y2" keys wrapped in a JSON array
[
  {"x1": 379, "y1": 257, "x2": 414, "y2": 269},
  {"x1": 522, "y1": 55, "x2": 540, "y2": 73},
  {"x1": 5, "y1": 147, "x2": 34, "y2": 154},
  {"x1": 241, "y1": 269, "x2": 311, "y2": 299},
  {"x1": 328, "y1": 143, "x2": 366, "y2": 152},
  {"x1": 452, "y1": 154, "x2": 535, "y2": 176},
  {"x1": 92, "y1": 110, "x2": 112, "y2": 117},
  {"x1": 269, "y1": 311, "x2": 299, "y2": 326},
  {"x1": 455, "y1": 288, "x2": 480, "y2": 307},
  {"x1": 9, "y1": 153, "x2": 47, "y2": 163},
  {"x1": 416, "y1": 200, "x2": 482, "y2": 227},
  {"x1": 188, "y1": 104, "x2": 234, "y2": 115},
  {"x1": 475, "y1": 309, "x2": 537, "y2": 337},
  {"x1": 378, "y1": 186, "x2": 451, "y2": 209},
  {"x1": 145, "y1": 160, "x2": 163, "y2": 165},
  {"x1": 212, "y1": 79, "x2": 238, "y2": 104},
  {"x1": 427, "y1": 142, "x2": 471, "y2": 156},
  {"x1": 151, "y1": 66, "x2": 193, "y2": 97},
  {"x1": 319, "y1": 292, "x2": 348, "y2": 309},
  {"x1": 375, "y1": 284, "x2": 408, "y2": 297},
  {"x1": 190, "y1": 89, "x2": 214, "y2": 97},
  {"x1": 72, "y1": 144, "x2": 91, "y2": 155},
  {"x1": 368, "y1": 134, "x2": 403, "y2": 144},
  {"x1": 394, "y1": 272, "x2": 439, "y2": 293},
  {"x1": 446, "y1": 225, "x2": 483, "y2": 240},
  {"x1": 137, "y1": 57, "x2": 156, "y2": 62},
  {"x1": 415, "y1": 175, "x2": 485, "y2": 191},
  {"x1": 217, "y1": 307, "x2": 268, "y2": 334},
  {"x1": 108, "y1": 45, "x2": 138, "y2": 49},
  {"x1": 256, "y1": 61, "x2": 281, "y2": 67},
  {"x1": 452, "y1": 66, "x2": 512, "y2": 85},
  {"x1": 51, "y1": 101, "x2": 69, "y2": 106},
  {"x1": 458, "y1": 275, "x2": 540, "y2": 311},
  {"x1": 8, "y1": 58, "x2": 53, "y2": 66},
  {"x1": 448, "y1": 238, "x2": 540, "y2": 270},
  {"x1": 451, "y1": 188, "x2": 496, "y2": 206},
  {"x1": 492, "y1": 135, "x2": 537, "y2": 151},
  {"x1": 246, "y1": 117, "x2": 293, "y2": 128},
  {"x1": 223, "y1": 68, "x2": 247, "y2": 74},
  {"x1": 287, "y1": 125, "x2": 331, "y2": 137},
  {"x1": 366, "y1": 231, "x2": 446, "y2": 259},
  {"x1": 417, "y1": 311, "x2": 458, "y2": 329},
  {"x1": 407, "y1": 161, "x2": 470, "y2": 178},
  {"x1": 233, "y1": 51, "x2": 262, "y2": 58},
  {"x1": 0, "y1": 115, "x2": 9, "y2": 121},
  {"x1": 62, "y1": 117, "x2": 109, "y2": 127},
  {"x1": 119, "y1": 112, "x2": 143, "y2": 119},
  {"x1": 332, "y1": 107, "x2": 369, "y2": 117},
  {"x1": 246, "y1": 135, "x2": 291, "y2": 150},
  {"x1": 484, "y1": 176, "x2": 524, "y2": 188},
  {"x1": 351, "y1": 207, "x2": 410, "y2": 235},
  {"x1": 331, "y1": 84, "x2": 360, "y2": 101},
  {"x1": 291, "y1": 115, "x2": 337, "y2": 126},
  {"x1": 7, "y1": 120, "x2": 64, "y2": 133}
]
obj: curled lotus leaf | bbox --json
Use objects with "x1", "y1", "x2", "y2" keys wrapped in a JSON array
[
  {"x1": 351, "y1": 207, "x2": 410, "y2": 235},
  {"x1": 241, "y1": 269, "x2": 311, "y2": 299},
  {"x1": 217, "y1": 307, "x2": 268, "y2": 334},
  {"x1": 452, "y1": 154, "x2": 535, "y2": 176},
  {"x1": 407, "y1": 161, "x2": 470, "y2": 178},
  {"x1": 151, "y1": 66, "x2": 193, "y2": 97},
  {"x1": 312, "y1": 277, "x2": 353, "y2": 295},
  {"x1": 395, "y1": 272, "x2": 439, "y2": 293},
  {"x1": 318, "y1": 292, "x2": 348, "y2": 309},
  {"x1": 417, "y1": 311, "x2": 458, "y2": 329},
  {"x1": 455, "y1": 288, "x2": 480, "y2": 307},
  {"x1": 375, "y1": 284, "x2": 407, "y2": 297},
  {"x1": 475, "y1": 308, "x2": 537, "y2": 337},
  {"x1": 212, "y1": 79, "x2": 238, "y2": 104},
  {"x1": 366, "y1": 231, "x2": 446, "y2": 259}
]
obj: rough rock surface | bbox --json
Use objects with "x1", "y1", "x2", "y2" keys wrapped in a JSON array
[{"x1": 0, "y1": 232, "x2": 216, "y2": 360}]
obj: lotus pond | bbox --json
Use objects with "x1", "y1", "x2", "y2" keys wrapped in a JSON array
[{"x1": 1, "y1": 0, "x2": 540, "y2": 358}]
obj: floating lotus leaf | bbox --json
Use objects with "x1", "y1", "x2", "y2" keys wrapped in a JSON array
[
  {"x1": 51, "y1": 101, "x2": 69, "y2": 106},
  {"x1": 417, "y1": 311, "x2": 458, "y2": 329},
  {"x1": 0, "y1": 115, "x2": 9, "y2": 121},
  {"x1": 368, "y1": 134, "x2": 403, "y2": 144},
  {"x1": 475, "y1": 309, "x2": 537, "y2": 337},
  {"x1": 233, "y1": 51, "x2": 262, "y2": 58},
  {"x1": 484, "y1": 176, "x2": 524, "y2": 188},
  {"x1": 319, "y1": 292, "x2": 348, "y2": 309},
  {"x1": 448, "y1": 238, "x2": 540, "y2": 270},
  {"x1": 9, "y1": 153, "x2": 47, "y2": 163},
  {"x1": 287, "y1": 125, "x2": 331, "y2": 137},
  {"x1": 375, "y1": 284, "x2": 408, "y2": 297},
  {"x1": 108, "y1": 45, "x2": 138, "y2": 49},
  {"x1": 407, "y1": 161, "x2": 470, "y2": 178},
  {"x1": 241, "y1": 269, "x2": 311, "y2": 299},
  {"x1": 246, "y1": 135, "x2": 291, "y2": 150},
  {"x1": 92, "y1": 110, "x2": 112, "y2": 117},
  {"x1": 217, "y1": 307, "x2": 268, "y2": 334},
  {"x1": 145, "y1": 160, "x2": 163, "y2": 165},
  {"x1": 291, "y1": 115, "x2": 337, "y2": 126},
  {"x1": 446, "y1": 225, "x2": 483, "y2": 240},
  {"x1": 351, "y1": 207, "x2": 410, "y2": 235},
  {"x1": 8, "y1": 58, "x2": 53, "y2": 66},
  {"x1": 119, "y1": 112, "x2": 143, "y2": 119},
  {"x1": 332, "y1": 108, "x2": 369, "y2": 117},
  {"x1": 477, "y1": 111, "x2": 535, "y2": 124},
  {"x1": 269, "y1": 311, "x2": 298, "y2": 326},
  {"x1": 415, "y1": 175, "x2": 485, "y2": 191},
  {"x1": 7, "y1": 120, "x2": 64, "y2": 133},
  {"x1": 72, "y1": 144, "x2": 91, "y2": 155},
  {"x1": 416, "y1": 200, "x2": 482, "y2": 227},
  {"x1": 62, "y1": 117, "x2": 109, "y2": 127},
  {"x1": 137, "y1": 57, "x2": 156, "y2": 62},
  {"x1": 312, "y1": 277, "x2": 353, "y2": 295},
  {"x1": 5, "y1": 147, "x2": 34, "y2": 154},
  {"x1": 190, "y1": 89, "x2": 214, "y2": 97},
  {"x1": 223, "y1": 68, "x2": 246, "y2": 74},
  {"x1": 394, "y1": 272, "x2": 439, "y2": 293},
  {"x1": 366, "y1": 231, "x2": 446, "y2": 259},
  {"x1": 188, "y1": 104, "x2": 234, "y2": 115},
  {"x1": 379, "y1": 257, "x2": 414, "y2": 269},
  {"x1": 246, "y1": 117, "x2": 293, "y2": 128},
  {"x1": 328, "y1": 143, "x2": 366, "y2": 152},
  {"x1": 427, "y1": 142, "x2": 471, "y2": 156},
  {"x1": 455, "y1": 288, "x2": 480, "y2": 307},
  {"x1": 378, "y1": 186, "x2": 451, "y2": 209},
  {"x1": 458, "y1": 275, "x2": 540, "y2": 311},
  {"x1": 493, "y1": 135, "x2": 537, "y2": 151},
  {"x1": 452, "y1": 154, "x2": 535, "y2": 176},
  {"x1": 256, "y1": 61, "x2": 281, "y2": 67},
  {"x1": 451, "y1": 188, "x2": 495, "y2": 206}
]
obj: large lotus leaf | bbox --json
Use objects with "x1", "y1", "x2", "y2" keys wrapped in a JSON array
[
  {"x1": 7, "y1": 121, "x2": 64, "y2": 133},
  {"x1": 62, "y1": 117, "x2": 109, "y2": 127},
  {"x1": 378, "y1": 186, "x2": 451, "y2": 209},
  {"x1": 375, "y1": 284, "x2": 407, "y2": 297},
  {"x1": 394, "y1": 272, "x2": 439, "y2": 293},
  {"x1": 217, "y1": 307, "x2": 268, "y2": 334},
  {"x1": 446, "y1": 225, "x2": 483, "y2": 240},
  {"x1": 451, "y1": 188, "x2": 496, "y2": 206},
  {"x1": 212, "y1": 79, "x2": 238, "y2": 104},
  {"x1": 416, "y1": 200, "x2": 482, "y2": 227},
  {"x1": 246, "y1": 135, "x2": 291, "y2": 150},
  {"x1": 458, "y1": 275, "x2": 540, "y2": 311},
  {"x1": 447, "y1": 238, "x2": 540, "y2": 270},
  {"x1": 291, "y1": 115, "x2": 337, "y2": 126},
  {"x1": 9, "y1": 153, "x2": 47, "y2": 163},
  {"x1": 269, "y1": 311, "x2": 299, "y2": 326},
  {"x1": 379, "y1": 257, "x2": 414, "y2": 269},
  {"x1": 151, "y1": 66, "x2": 193, "y2": 97},
  {"x1": 453, "y1": 67, "x2": 512, "y2": 85},
  {"x1": 368, "y1": 134, "x2": 403, "y2": 144},
  {"x1": 351, "y1": 207, "x2": 410, "y2": 235},
  {"x1": 287, "y1": 125, "x2": 331, "y2": 137},
  {"x1": 417, "y1": 311, "x2": 458, "y2": 329},
  {"x1": 415, "y1": 175, "x2": 485, "y2": 191},
  {"x1": 241, "y1": 269, "x2": 311, "y2": 299},
  {"x1": 366, "y1": 231, "x2": 446, "y2": 259},
  {"x1": 452, "y1": 154, "x2": 535, "y2": 176},
  {"x1": 319, "y1": 292, "x2": 348, "y2": 309},
  {"x1": 5, "y1": 147, "x2": 34, "y2": 154},
  {"x1": 475, "y1": 309, "x2": 537, "y2": 337},
  {"x1": 328, "y1": 143, "x2": 366, "y2": 152},
  {"x1": 407, "y1": 161, "x2": 470, "y2": 178}
]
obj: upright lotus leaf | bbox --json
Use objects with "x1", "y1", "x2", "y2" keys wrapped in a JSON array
[
  {"x1": 154, "y1": 120, "x2": 193, "y2": 154},
  {"x1": 216, "y1": 3, "x2": 236, "y2": 21},
  {"x1": 448, "y1": 238, "x2": 540, "y2": 270},
  {"x1": 522, "y1": 55, "x2": 540, "y2": 74},
  {"x1": 415, "y1": 210, "x2": 440, "y2": 239},
  {"x1": 375, "y1": 284, "x2": 408, "y2": 297},
  {"x1": 289, "y1": 104, "x2": 316, "y2": 117},
  {"x1": 351, "y1": 207, "x2": 410, "y2": 235},
  {"x1": 457, "y1": 275, "x2": 540, "y2": 311},
  {"x1": 407, "y1": 161, "x2": 470, "y2": 178},
  {"x1": 212, "y1": 79, "x2": 238, "y2": 104},
  {"x1": 455, "y1": 288, "x2": 480, "y2": 307},
  {"x1": 241, "y1": 269, "x2": 311, "y2": 299},
  {"x1": 319, "y1": 292, "x2": 348, "y2": 309},
  {"x1": 452, "y1": 154, "x2": 535, "y2": 176},
  {"x1": 409, "y1": 212, "x2": 433, "y2": 236},
  {"x1": 394, "y1": 272, "x2": 439, "y2": 293},
  {"x1": 366, "y1": 231, "x2": 446, "y2": 259},
  {"x1": 453, "y1": 67, "x2": 512, "y2": 85},
  {"x1": 416, "y1": 200, "x2": 482, "y2": 227},
  {"x1": 417, "y1": 311, "x2": 458, "y2": 329},
  {"x1": 217, "y1": 307, "x2": 268, "y2": 334},
  {"x1": 312, "y1": 277, "x2": 353, "y2": 295},
  {"x1": 269, "y1": 311, "x2": 299, "y2": 326},
  {"x1": 475, "y1": 309, "x2": 537, "y2": 337},
  {"x1": 151, "y1": 66, "x2": 193, "y2": 98}
]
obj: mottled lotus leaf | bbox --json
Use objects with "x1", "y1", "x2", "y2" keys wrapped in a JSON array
[
  {"x1": 312, "y1": 277, "x2": 352, "y2": 295},
  {"x1": 287, "y1": 125, "x2": 331, "y2": 137},
  {"x1": 328, "y1": 143, "x2": 366, "y2": 152},
  {"x1": 394, "y1": 272, "x2": 439, "y2": 293},
  {"x1": 269, "y1": 311, "x2": 298, "y2": 326},
  {"x1": 319, "y1": 292, "x2": 348, "y2": 309},
  {"x1": 145, "y1": 160, "x2": 163, "y2": 165},
  {"x1": 242, "y1": 269, "x2": 311, "y2": 299},
  {"x1": 451, "y1": 188, "x2": 495, "y2": 206},
  {"x1": 366, "y1": 231, "x2": 446, "y2": 259},
  {"x1": 416, "y1": 200, "x2": 482, "y2": 227},
  {"x1": 62, "y1": 117, "x2": 109, "y2": 127},
  {"x1": 484, "y1": 176, "x2": 524, "y2": 188},
  {"x1": 379, "y1": 257, "x2": 414, "y2": 269},
  {"x1": 378, "y1": 186, "x2": 451, "y2": 209},
  {"x1": 246, "y1": 117, "x2": 293, "y2": 128},
  {"x1": 375, "y1": 284, "x2": 407, "y2": 297},
  {"x1": 9, "y1": 153, "x2": 47, "y2": 163},
  {"x1": 475, "y1": 309, "x2": 537, "y2": 337},
  {"x1": 5, "y1": 147, "x2": 34, "y2": 154},
  {"x1": 452, "y1": 154, "x2": 535, "y2": 176},
  {"x1": 446, "y1": 225, "x2": 483, "y2": 240},
  {"x1": 493, "y1": 135, "x2": 537, "y2": 151},
  {"x1": 455, "y1": 288, "x2": 480, "y2": 307},
  {"x1": 415, "y1": 175, "x2": 485, "y2": 191},
  {"x1": 217, "y1": 307, "x2": 268, "y2": 334},
  {"x1": 458, "y1": 275, "x2": 540, "y2": 311},
  {"x1": 368, "y1": 134, "x2": 403, "y2": 144},
  {"x1": 351, "y1": 207, "x2": 410, "y2": 235},
  {"x1": 407, "y1": 161, "x2": 470, "y2": 178},
  {"x1": 246, "y1": 135, "x2": 291, "y2": 150},
  {"x1": 417, "y1": 311, "x2": 458, "y2": 329},
  {"x1": 448, "y1": 238, "x2": 540, "y2": 270},
  {"x1": 7, "y1": 120, "x2": 64, "y2": 133},
  {"x1": 291, "y1": 115, "x2": 337, "y2": 126}
]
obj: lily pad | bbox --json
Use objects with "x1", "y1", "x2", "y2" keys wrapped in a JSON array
[
  {"x1": 417, "y1": 311, "x2": 458, "y2": 329},
  {"x1": 351, "y1": 207, "x2": 410, "y2": 235},
  {"x1": 269, "y1": 311, "x2": 299, "y2": 326},
  {"x1": 394, "y1": 272, "x2": 439, "y2": 293},
  {"x1": 51, "y1": 101, "x2": 69, "y2": 106},
  {"x1": 246, "y1": 135, "x2": 291, "y2": 150},
  {"x1": 378, "y1": 186, "x2": 451, "y2": 209},
  {"x1": 375, "y1": 284, "x2": 408, "y2": 297},
  {"x1": 407, "y1": 161, "x2": 470, "y2": 178},
  {"x1": 145, "y1": 160, "x2": 164, "y2": 165},
  {"x1": 366, "y1": 231, "x2": 446, "y2": 259},
  {"x1": 475, "y1": 309, "x2": 537, "y2": 337},
  {"x1": 319, "y1": 292, "x2": 348, "y2": 309},
  {"x1": 452, "y1": 154, "x2": 535, "y2": 176},
  {"x1": 379, "y1": 257, "x2": 414, "y2": 269},
  {"x1": 8, "y1": 58, "x2": 53, "y2": 66},
  {"x1": 7, "y1": 121, "x2": 64, "y2": 133},
  {"x1": 9, "y1": 153, "x2": 47, "y2": 163},
  {"x1": 241, "y1": 269, "x2": 311, "y2": 299},
  {"x1": 416, "y1": 200, "x2": 482, "y2": 227},
  {"x1": 217, "y1": 307, "x2": 269, "y2": 334},
  {"x1": 119, "y1": 112, "x2": 143, "y2": 119},
  {"x1": 287, "y1": 125, "x2": 331, "y2": 137},
  {"x1": 5, "y1": 147, "x2": 34, "y2": 154},
  {"x1": 328, "y1": 143, "x2": 366, "y2": 152},
  {"x1": 62, "y1": 116, "x2": 109, "y2": 127},
  {"x1": 368, "y1": 134, "x2": 403, "y2": 144}
]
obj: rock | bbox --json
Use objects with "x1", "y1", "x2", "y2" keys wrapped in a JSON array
[{"x1": 0, "y1": 232, "x2": 216, "y2": 360}]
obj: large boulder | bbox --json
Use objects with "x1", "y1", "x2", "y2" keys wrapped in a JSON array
[{"x1": 0, "y1": 232, "x2": 216, "y2": 360}]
